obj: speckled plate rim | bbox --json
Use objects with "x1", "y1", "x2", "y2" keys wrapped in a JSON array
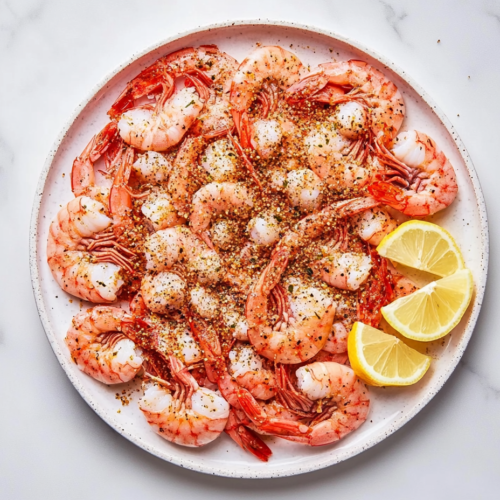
[{"x1": 29, "y1": 19, "x2": 489, "y2": 479}]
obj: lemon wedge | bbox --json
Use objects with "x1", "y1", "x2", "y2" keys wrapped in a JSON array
[
  {"x1": 348, "y1": 322, "x2": 431, "y2": 386},
  {"x1": 376, "y1": 220, "x2": 464, "y2": 277},
  {"x1": 381, "y1": 269, "x2": 474, "y2": 342}
]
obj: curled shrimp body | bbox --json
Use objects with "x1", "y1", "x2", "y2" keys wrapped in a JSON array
[
  {"x1": 287, "y1": 60, "x2": 405, "y2": 143},
  {"x1": 294, "y1": 362, "x2": 370, "y2": 445},
  {"x1": 139, "y1": 378, "x2": 230, "y2": 447},
  {"x1": 352, "y1": 207, "x2": 397, "y2": 246},
  {"x1": 245, "y1": 250, "x2": 336, "y2": 364},
  {"x1": 65, "y1": 306, "x2": 143, "y2": 384},
  {"x1": 47, "y1": 196, "x2": 125, "y2": 302},
  {"x1": 141, "y1": 187, "x2": 186, "y2": 231},
  {"x1": 71, "y1": 122, "x2": 122, "y2": 204},
  {"x1": 228, "y1": 344, "x2": 276, "y2": 400},
  {"x1": 141, "y1": 272, "x2": 187, "y2": 314},
  {"x1": 369, "y1": 130, "x2": 458, "y2": 216},
  {"x1": 314, "y1": 243, "x2": 373, "y2": 291},
  {"x1": 323, "y1": 321, "x2": 349, "y2": 354},
  {"x1": 118, "y1": 86, "x2": 204, "y2": 152},
  {"x1": 238, "y1": 362, "x2": 370, "y2": 446},
  {"x1": 144, "y1": 226, "x2": 223, "y2": 285},
  {"x1": 230, "y1": 46, "x2": 303, "y2": 148},
  {"x1": 132, "y1": 151, "x2": 172, "y2": 184},
  {"x1": 190, "y1": 182, "x2": 254, "y2": 235},
  {"x1": 110, "y1": 45, "x2": 238, "y2": 152}
]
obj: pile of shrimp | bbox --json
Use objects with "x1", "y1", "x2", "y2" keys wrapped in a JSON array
[{"x1": 48, "y1": 44, "x2": 458, "y2": 461}]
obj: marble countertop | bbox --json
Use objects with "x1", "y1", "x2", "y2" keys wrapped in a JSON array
[{"x1": 1, "y1": 0, "x2": 499, "y2": 497}]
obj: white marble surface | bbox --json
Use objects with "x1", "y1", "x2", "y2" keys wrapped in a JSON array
[{"x1": 1, "y1": 0, "x2": 499, "y2": 497}]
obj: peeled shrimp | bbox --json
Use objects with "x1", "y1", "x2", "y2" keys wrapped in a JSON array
[
  {"x1": 141, "y1": 187, "x2": 186, "y2": 231},
  {"x1": 132, "y1": 151, "x2": 172, "y2": 184},
  {"x1": 65, "y1": 306, "x2": 142, "y2": 384},
  {"x1": 369, "y1": 130, "x2": 458, "y2": 216},
  {"x1": 141, "y1": 272, "x2": 187, "y2": 314},
  {"x1": 314, "y1": 243, "x2": 373, "y2": 291}
]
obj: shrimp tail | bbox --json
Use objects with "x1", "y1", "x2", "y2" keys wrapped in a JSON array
[
  {"x1": 109, "y1": 147, "x2": 134, "y2": 219},
  {"x1": 225, "y1": 410, "x2": 272, "y2": 462},
  {"x1": 285, "y1": 71, "x2": 331, "y2": 103},
  {"x1": 237, "y1": 389, "x2": 309, "y2": 437},
  {"x1": 71, "y1": 121, "x2": 119, "y2": 197},
  {"x1": 368, "y1": 181, "x2": 406, "y2": 211}
]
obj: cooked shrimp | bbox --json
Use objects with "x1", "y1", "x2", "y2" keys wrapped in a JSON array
[
  {"x1": 369, "y1": 130, "x2": 458, "y2": 216},
  {"x1": 132, "y1": 151, "x2": 172, "y2": 184},
  {"x1": 141, "y1": 187, "x2": 186, "y2": 231},
  {"x1": 65, "y1": 306, "x2": 142, "y2": 384},
  {"x1": 71, "y1": 122, "x2": 122, "y2": 204},
  {"x1": 118, "y1": 86, "x2": 204, "y2": 151},
  {"x1": 283, "y1": 169, "x2": 324, "y2": 213},
  {"x1": 323, "y1": 296, "x2": 357, "y2": 354},
  {"x1": 238, "y1": 362, "x2": 370, "y2": 446},
  {"x1": 352, "y1": 207, "x2": 397, "y2": 246},
  {"x1": 287, "y1": 59, "x2": 405, "y2": 143},
  {"x1": 323, "y1": 321, "x2": 349, "y2": 354},
  {"x1": 251, "y1": 118, "x2": 283, "y2": 159},
  {"x1": 201, "y1": 139, "x2": 239, "y2": 182},
  {"x1": 190, "y1": 182, "x2": 254, "y2": 235},
  {"x1": 245, "y1": 250, "x2": 336, "y2": 364},
  {"x1": 230, "y1": 46, "x2": 303, "y2": 148},
  {"x1": 273, "y1": 196, "x2": 380, "y2": 266},
  {"x1": 144, "y1": 226, "x2": 223, "y2": 285},
  {"x1": 141, "y1": 272, "x2": 187, "y2": 314},
  {"x1": 110, "y1": 45, "x2": 238, "y2": 151},
  {"x1": 190, "y1": 285, "x2": 221, "y2": 319},
  {"x1": 247, "y1": 211, "x2": 282, "y2": 246},
  {"x1": 228, "y1": 344, "x2": 276, "y2": 400},
  {"x1": 388, "y1": 264, "x2": 419, "y2": 299},
  {"x1": 314, "y1": 242, "x2": 373, "y2": 291},
  {"x1": 167, "y1": 136, "x2": 206, "y2": 216},
  {"x1": 304, "y1": 121, "x2": 380, "y2": 190},
  {"x1": 222, "y1": 309, "x2": 249, "y2": 341},
  {"x1": 211, "y1": 219, "x2": 240, "y2": 250},
  {"x1": 294, "y1": 362, "x2": 369, "y2": 445},
  {"x1": 47, "y1": 196, "x2": 133, "y2": 302},
  {"x1": 139, "y1": 357, "x2": 230, "y2": 447}
]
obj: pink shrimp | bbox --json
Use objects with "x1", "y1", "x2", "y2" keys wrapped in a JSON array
[
  {"x1": 230, "y1": 46, "x2": 303, "y2": 149},
  {"x1": 286, "y1": 59, "x2": 405, "y2": 143},
  {"x1": 47, "y1": 149, "x2": 136, "y2": 302},
  {"x1": 109, "y1": 46, "x2": 237, "y2": 151},
  {"x1": 238, "y1": 362, "x2": 370, "y2": 446},
  {"x1": 71, "y1": 122, "x2": 123, "y2": 204},
  {"x1": 369, "y1": 130, "x2": 458, "y2": 216},
  {"x1": 65, "y1": 306, "x2": 143, "y2": 384},
  {"x1": 138, "y1": 355, "x2": 230, "y2": 447}
]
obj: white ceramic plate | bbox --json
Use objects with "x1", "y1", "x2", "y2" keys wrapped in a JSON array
[{"x1": 30, "y1": 21, "x2": 488, "y2": 478}]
